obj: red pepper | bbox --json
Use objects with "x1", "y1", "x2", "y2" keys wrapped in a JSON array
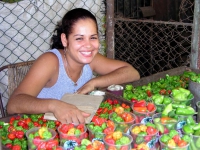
[
  {"x1": 33, "y1": 136, "x2": 42, "y2": 146},
  {"x1": 5, "y1": 143, "x2": 12, "y2": 149},
  {"x1": 177, "y1": 140, "x2": 187, "y2": 147},
  {"x1": 103, "y1": 127, "x2": 114, "y2": 134},
  {"x1": 25, "y1": 118, "x2": 32, "y2": 124},
  {"x1": 55, "y1": 121, "x2": 61, "y2": 127},
  {"x1": 9, "y1": 117, "x2": 15, "y2": 125},
  {"x1": 131, "y1": 98, "x2": 138, "y2": 103},
  {"x1": 120, "y1": 146, "x2": 129, "y2": 150},
  {"x1": 133, "y1": 100, "x2": 146, "y2": 107},
  {"x1": 12, "y1": 145, "x2": 21, "y2": 150},
  {"x1": 173, "y1": 134, "x2": 181, "y2": 144},
  {"x1": 105, "y1": 138, "x2": 115, "y2": 145},
  {"x1": 159, "y1": 89, "x2": 167, "y2": 95},
  {"x1": 146, "y1": 126, "x2": 157, "y2": 135},
  {"x1": 106, "y1": 99, "x2": 113, "y2": 105},
  {"x1": 96, "y1": 108, "x2": 103, "y2": 114},
  {"x1": 46, "y1": 139, "x2": 58, "y2": 149},
  {"x1": 8, "y1": 125, "x2": 15, "y2": 132},
  {"x1": 15, "y1": 130, "x2": 24, "y2": 139},
  {"x1": 7, "y1": 133, "x2": 16, "y2": 140},
  {"x1": 113, "y1": 99, "x2": 118, "y2": 105},
  {"x1": 146, "y1": 90, "x2": 152, "y2": 97},
  {"x1": 37, "y1": 141, "x2": 47, "y2": 150},
  {"x1": 147, "y1": 103, "x2": 155, "y2": 112}
]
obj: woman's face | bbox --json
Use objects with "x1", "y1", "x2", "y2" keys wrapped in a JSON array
[{"x1": 66, "y1": 18, "x2": 99, "y2": 64}]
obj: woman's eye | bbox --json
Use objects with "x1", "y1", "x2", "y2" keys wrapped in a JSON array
[
  {"x1": 91, "y1": 37, "x2": 98, "y2": 40},
  {"x1": 76, "y1": 38, "x2": 83, "y2": 40}
]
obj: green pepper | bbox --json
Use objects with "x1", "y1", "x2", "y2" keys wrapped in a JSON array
[
  {"x1": 193, "y1": 123, "x2": 200, "y2": 131},
  {"x1": 152, "y1": 94, "x2": 164, "y2": 105},
  {"x1": 136, "y1": 136, "x2": 144, "y2": 144},
  {"x1": 93, "y1": 126, "x2": 103, "y2": 133},
  {"x1": 186, "y1": 116, "x2": 196, "y2": 125},
  {"x1": 81, "y1": 139, "x2": 92, "y2": 146},
  {"x1": 182, "y1": 135, "x2": 191, "y2": 143},
  {"x1": 162, "y1": 103, "x2": 173, "y2": 116},
  {"x1": 154, "y1": 123, "x2": 164, "y2": 133},
  {"x1": 175, "y1": 106, "x2": 195, "y2": 115},
  {"x1": 172, "y1": 103, "x2": 186, "y2": 109},
  {"x1": 125, "y1": 84, "x2": 133, "y2": 91},
  {"x1": 190, "y1": 138, "x2": 198, "y2": 150},
  {"x1": 163, "y1": 96, "x2": 172, "y2": 105},
  {"x1": 169, "y1": 129, "x2": 178, "y2": 138},
  {"x1": 118, "y1": 136, "x2": 130, "y2": 145},
  {"x1": 183, "y1": 124, "x2": 194, "y2": 135},
  {"x1": 160, "y1": 134, "x2": 170, "y2": 143},
  {"x1": 168, "y1": 110, "x2": 176, "y2": 118},
  {"x1": 1, "y1": 139, "x2": 12, "y2": 145},
  {"x1": 194, "y1": 130, "x2": 200, "y2": 135},
  {"x1": 42, "y1": 130, "x2": 52, "y2": 140},
  {"x1": 138, "y1": 131, "x2": 147, "y2": 136},
  {"x1": 47, "y1": 120, "x2": 56, "y2": 129},
  {"x1": 75, "y1": 129, "x2": 81, "y2": 135},
  {"x1": 0, "y1": 121, "x2": 4, "y2": 126},
  {"x1": 146, "y1": 122, "x2": 156, "y2": 128},
  {"x1": 195, "y1": 137, "x2": 200, "y2": 148}
]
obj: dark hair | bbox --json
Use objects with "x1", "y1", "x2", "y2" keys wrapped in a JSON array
[{"x1": 51, "y1": 8, "x2": 98, "y2": 49}]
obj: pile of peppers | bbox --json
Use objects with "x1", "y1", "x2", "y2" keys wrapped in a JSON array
[
  {"x1": 58, "y1": 123, "x2": 88, "y2": 147},
  {"x1": 130, "y1": 123, "x2": 158, "y2": 150},
  {"x1": 182, "y1": 116, "x2": 200, "y2": 150},
  {"x1": 86, "y1": 120, "x2": 115, "y2": 140},
  {"x1": 0, "y1": 114, "x2": 60, "y2": 150},
  {"x1": 74, "y1": 139, "x2": 105, "y2": 150},
  {"x1": 27, "y1": 127, "x2": 59, "y2": 150},
  {"x1": 159, "y1": 129, "x2": 189, "y2": 149},
  {"x1": 109, "y1": 107, "x2": 135, "y2": 133},
  {"x1": 104, "y1": 131, "x2": 132, "y2": 150}
]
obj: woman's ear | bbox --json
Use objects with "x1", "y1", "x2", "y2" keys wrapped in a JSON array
[{"x1": 61, "y1": 33, "x2": 68, "y2": 47}]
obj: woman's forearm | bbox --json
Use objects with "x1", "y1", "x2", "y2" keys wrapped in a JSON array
[
  {"x1": 92, "y1": 66, "x2": 140, "y2": 89},
  {"x1": 6, "y1": 94, "x2": 57, "y2": 114}
]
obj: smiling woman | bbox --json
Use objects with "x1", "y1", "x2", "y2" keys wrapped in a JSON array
[{"x1": 6, "y1": 8, "x2": 140, "y2": 125}]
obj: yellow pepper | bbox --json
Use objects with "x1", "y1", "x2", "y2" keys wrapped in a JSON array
[
  {"x1": 38, "y1": 127, "x2": 48, "y2": 138},
  {"x1": 112, "y1": 131, "x2": 122, "y2": 141},
  {"x1": 68, "y1": 128, "x2": 75, "y2": 135},
  {"x1": 139, "y1": 124, "x2": 147, "y2": 132},
  {"x1": 131, "y1": 126, "x2": 141, "y2": 134},
  {"x1": 168, "y1": 139, "x2": 176, "y2": 148},
  {"x1": 114, "y1": 106, "x2": 124, "y2": 115},
  {"x1": 137, "y1": 143, "x2": 149, "y2": 150}
]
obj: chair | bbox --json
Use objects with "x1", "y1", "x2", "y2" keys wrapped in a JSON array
[{"x1": 0, "y1": 60, "x2": 35, "y2": 117}]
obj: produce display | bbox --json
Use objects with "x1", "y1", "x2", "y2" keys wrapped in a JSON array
[
  {"x1": 132, "y1": 100, "x2": 156, "y2": 123},
  {"x1": 26, "y1": 127, "x2": 59, "y2": 150},
  {"x1": 109, "y1": 107, "x2": 135, "y2": 133},
  {"x1": 58, "y1": 123, "x2": 88, "y2": 149},
  {"x1": 74, "y1": 139, "x2": 105, "y2": 150},
  {"x1": 87, "y1": 120, "x2": 115, "y2": 140},
  {"x1": 182, "y1": 116, "x2": 200, "y2": 150},
  {"x1": 103, "y1": 131, "x2": 132, "y2": 150},
  {"x1": 1, "y1": 70, "x2": 200, "y2": 150},
  {"x1": 159, "y1": 130, "x2": 190, "y2": 150},
  {"x1": 130, "y1": 123, "x2": 158, "y2": 150}
]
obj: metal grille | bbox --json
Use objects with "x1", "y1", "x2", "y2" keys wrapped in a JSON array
[
  {"x1": 114, "y1": 0, "x2": 194, "y2": 77},
  {"x1": 0, "y1": 0, "x2": 106, "y2": 110}
]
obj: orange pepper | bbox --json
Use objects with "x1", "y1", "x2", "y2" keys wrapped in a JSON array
[
  {"x1": 133, "y1": 106, "x2": 147, "y2": 112},
  {"x1": 160, "y1": 117, "x2": 175, "y2": 124}
]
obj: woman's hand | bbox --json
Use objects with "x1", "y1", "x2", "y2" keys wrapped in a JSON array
[
  {"x1": 51, "y1": 101, "x2": 90, "y2": 124},
  {"x1": 76, "y1": 81, "x2": 95, "y2": 94}
]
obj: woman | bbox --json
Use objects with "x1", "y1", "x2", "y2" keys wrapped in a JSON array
[{"x1": 7, "y1": 8, "x2": 140, "y2": 124}]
